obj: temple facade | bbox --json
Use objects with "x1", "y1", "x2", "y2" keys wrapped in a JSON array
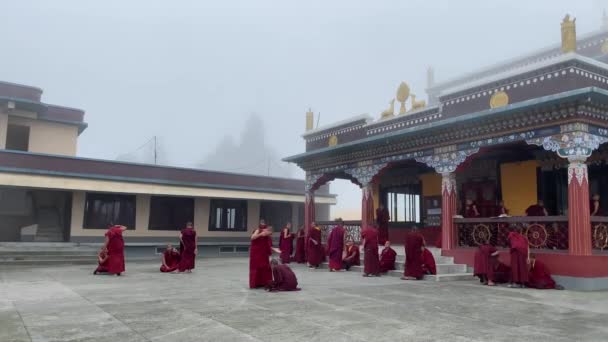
[{"x1": 285, "y1": 16, "x2": 608, "y2": 290}]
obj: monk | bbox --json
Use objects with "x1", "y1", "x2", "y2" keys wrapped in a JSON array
[
  {"x1": 250, "y1": 220, "x2": 280, "y2": 288},
  {"x1": 527, "y1": 254, "x2": 563, "y2": 289},
  {"x1": 496, "y1": 200, "x2": 509, "y2": 216},
  {"x1": 160, "y1": 244, "x2": 180, "y2": 273},
  {"x1": 463, "y1": 199, "x2": 480, "y2": 218},
  {"x1": 104, "y1": 225, "x2": 127, "y2": 276},
  {"x1": 379, "y1": 241, "x2": 396, "y2": 273},
  {"x1": 402, "y1": 231, "x2": 424, "y2": 280},
  {"x1": 178, "y1": 222, "x2": 197, "y2": 273},
  {"x1": 421, "y1": 245, "x2": 436, "y2": 275},
  {"x1": 93, "y1": 247, "x2": 109, "y2": 275},
  {"x1": 526, "y1": 200, "x2": 548, "y2": 216},
  {"x1": 473, "y1": 243, "x2": 500, "y2": 286},
  {"x1": 360, "y1": 225, "x2": 380, "y2": 277},
  {"x1": 307, "y1": 221, "x2": 324, "y2": 268},
  {"x1": 507, "y1": 229, "x2": 529, "y2": 288},
  {"x1": 279, "y1": 223, "x2": 295, "y2": 264},
  {"x1": 327, "y1": 219, "x2": 346, "y2": 271},
  {"x1": 266, "y1": 259, "x2": 301, "y2": 292},
  {"x1": 493, "y1": 261, "x2": 511, "y2": 284},
  {"x1": 342, "y1": 240, "x2": 360, "y2": 270},
  {"x1": 294, "y1": 226, "x2": 306, "y2": 263},
  {"x1": 376, "y1": 204, "x2": 390, "y2": 245},
  {"x1": 591, "y1": 194, "x2": 602, "y2": 216}
]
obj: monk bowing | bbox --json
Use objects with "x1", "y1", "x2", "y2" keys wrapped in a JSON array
[
  {"x1": 376, "y1": 204, "x2": 390, "y2": 245},
  {"x1": 327, "y1": 219, "x2": 346, "y2": 272},
  {"x1": 360, "y1": 225, "x2": 380, "y2": 277},
  {"x1": 104, "y1": 225, "x2": 127, "y2": 276},
  {"x1": 279, "y1": 223, "x2": 295, "y2": 264},
  {"x1": 342, "y1": 240, "x2": 360, "y2": 270},
  {"x1": 294, "y1": 226, "x2": 306, "y2": 263},
  {"x1": 307, "y1": 221, "x2": 324, "y2": 268},
  {"x1": 473, "y1": 242, "x2": 499, "y2": 286},
  {"x1": 527, "y1": 255, "x2": 563, "y2": 290},
  {"x1": 402, "y1": 231, "x2": 424, "y2": 280},
  {"x1": 379, "y1": 241, "x2": 396, "y2": 273},
  {"x1": 93, "y1": 246, "x2": 109, "y2": 275},
  {"x1": 266, "y1": 259, "x2": 301, "y2": 292},
  {"x1": 178, "y1": 222, "x2": 197, "y2": 273},
  {"x1": 160, "y1": 244, "x2": 180, "y2": 273},
  {"x1": 507, "y1": 229, "x2": 529, "y2": 288},
  {"x1": 421, "y1": 245, "x2": 436, "y2": 276},
  {"x1": 250, "y1": 220, "x2": 280, "y2": 288}
]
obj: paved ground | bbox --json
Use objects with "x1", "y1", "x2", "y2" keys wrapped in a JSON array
[{"x1": 1, "y1": 258, "x2": 608, "y2": 342}]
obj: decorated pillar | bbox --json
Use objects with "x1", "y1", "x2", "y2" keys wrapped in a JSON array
[
  {"x1": 441, "y1": 173, "x2": 457, "y2": 250},
  {"x1": 304, "y1": 173, "x2": 323, "y2": 234},
  {"x1": 361, "y1": 184, "x2": 374, "y2": 229},
  {"x1": 345, "y1": 163, "x2": 387, "y2": 238}
]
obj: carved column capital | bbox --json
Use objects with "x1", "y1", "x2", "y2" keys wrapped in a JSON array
[
  {"x1": 441, "y1": 172, "x2": 457, "y2": 195},
  {"x1": 567, "y1": 159, "x2": 588, "y2": 186},
  {"x1": 344, "y1": 163, "x2": 388, "y2": 187},
  {"x1": 305, "y1": 172, "x2": 324, "y2": 192},
  {"x1": 526, "y1": 126, "x2": 608, "y2": 160},
  {"x1": 415, "y1": 147, "x2": 479, "y2": 174}
]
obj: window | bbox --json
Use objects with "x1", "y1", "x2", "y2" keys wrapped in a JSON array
[
  {"x1": 5, "y1": 124, "x2": 30, "y2": 151},
  {"x1": 209, "y1": 199, "x2": 247, "y2": 231},
  {"x1": 259, "y1": 201, "x2": 292, "y2": 227},
  {"x1": 384, "y1": 185, "x2": 421, "y2": 224},
  {"x1": 148, "y1": 196, "x2": 194, "y2": 230},
  {"x1": 83, "y1": 193, "x2": 136, "y2": 229}
]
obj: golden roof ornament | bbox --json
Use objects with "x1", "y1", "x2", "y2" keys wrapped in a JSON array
[
  {"x1": 490, "y1": 91, "x2": 509, "y2": 108},
  {"x1": 396, "y1": 82, "x2": 410, "y2": 114},
  {"x1": 561, "y1": 14, "x2": 576, "y2": 53},
  {"x1": 380, "y1": 99, "x2": 395, "y2": 119},
  {"x1": 305, "y1": 108, "x2": 314, "y2": 131},
  {"x1": 409, "y1": 94, "x2": 426, "y2": 112}
]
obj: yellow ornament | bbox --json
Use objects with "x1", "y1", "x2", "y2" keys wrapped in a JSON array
[{"x1": 490, "y1": 91, "x2": 509, "y2": 109}]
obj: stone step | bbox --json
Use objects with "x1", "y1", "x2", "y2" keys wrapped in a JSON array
[
  {"x1": 422, "y1": 273, "x2": 476, "y2": 282},
  {"x1": 0, "y1": 250, "x2": 98, "y2": 256},
  {"x1": 391, "y1": 262, "x2": 467, "y2": 274},
  {"x1": 0, "y1": 254, "x2": 98, "y2": 261}
]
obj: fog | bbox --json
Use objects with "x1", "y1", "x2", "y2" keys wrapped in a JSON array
[{"x1": 1, "y1": 0, "x2": 605, "y2": 218}]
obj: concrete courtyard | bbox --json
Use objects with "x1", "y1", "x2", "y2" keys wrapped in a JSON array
[{"x1": 1, "y1": 258, "x2": 608, "y2": 342}]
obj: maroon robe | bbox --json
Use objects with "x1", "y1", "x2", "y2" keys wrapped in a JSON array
[
  {"x1": 327, "y1": 225, "x2": 346, "y2": 270},
  {"x1": 525, "y1": 204, "x2": 547, "y2": 216},
  {"x1": 279, "y1": 228, "x2": 294, "y2": 264},
  {"x1": 342, "y1": 245, "x2": 360, "y2": 269},
  {"x1": 493, "y1": 261, "x2": 511, "y2": 284},
  {"x1": 379, "y1": 246, "x2": 396, "y2": 273},
  {"x1": 306, "y1": 226, "x2": 324, "y2": 267},
  {"x1": 507, "y1": 231, "x2": 529, "y2": 283},
  {"x1": 250, "y1": 225, "x2": 273, "y2": 288},
  {"x1": 376, "y1": 208, "x2": 390, "y2": 245},
  {"x1": 361, "y1": 227, "x2": 380, "y2": 275},
  {"x1": 294, "y1": 228, "x2": 306, "y2": 263},
  {"x1": 95, "y1": 250, "x2": 109, "y2": 273},
  {"x1": 463, "y1": 204, "x2": 480, "y2": 218},
  {"x1": 590, "y1": 200, "x2": 602, "y2": 216},
  {"x1": 105, "y1": 226, "x2": 125, "y2": 275},
  {"x1": 473, "y1": 244, "x2": 497, "y2": 281},
  {"x1": 496, "y1": 206, "x2": 508, "y2": 216},
  {"x1": 526, "y1": 260, "x2": 557, "y2": 289},
  {"x1": 404, "y1": 233, "x2": 424, "y2": 279},
  {"x1": 160, "y1": 249, "x2": 180, "y2": 273},
  {"x1": 178, "y1": 228, "x2": 197, "y2": 272},
  {"x1": 421, "y1": 248, "x2": 436, "y2": 275},
  {"x1": 268, "y1": 264, "x2": 300, "y2": 291}
]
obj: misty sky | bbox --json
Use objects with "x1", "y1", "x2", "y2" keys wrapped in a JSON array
[{"x1": 1, "y1": 0, "x2": 606, "y2": 218}]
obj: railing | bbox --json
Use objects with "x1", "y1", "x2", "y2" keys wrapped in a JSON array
[
  {"x1": 317, "y1": 221, "x2": 362, "y2": 244},
  {"x1": 592, "y1": 217, "x2": 608, "y2": 251},
  {"x1": 454, "y1": 216, "x2": 569, "y2": 250}
]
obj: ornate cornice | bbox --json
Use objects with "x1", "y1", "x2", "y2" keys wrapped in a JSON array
[
  {"x1": 344, "y1": 163, "x2": 388, "y2": 187},
  {"x1": 526, "y1": 123, "x2": 608, "y2": 160},
  {"x1": 415, "y1": 147, "x2": 479, "y2": 174}
]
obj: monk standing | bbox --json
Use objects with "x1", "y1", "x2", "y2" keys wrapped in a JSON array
[
  {"x1": 379, "y1": 241, "x2": 396, "y2": 273},
  {"x1": 104, "y1": 225, "x2": 127, "y2": 276},
  {"x1": 250, "y1": 221, "x2": 280, "y2": 288},
  {"x1": 294, "y1": 226, "x2": 306, "y2": 263},
  {"x1": 93, "y1": 246, "x2": 109, "y2": 275},
  {"x1": 160, "y1": 244, "x2": 180, "y2": 273},
  {"x1": 402, "y1": 232, "x2": 424, "y2": 280},
  {"x1": 526, "y1": 200, "x2": 548, "y2": 216},
  {"x1": 327, "y1": 219, "x2": 346, "y2": 271},
  {"x1": 421, "y1": 245, "x2": 436, "y2": 275},
  {"x1": 361, "y1": 225, "x2": 380, "y2": 277},
  {"x1": 591, "y1": 194, "x2": 602, "y2": 216},
  {"x1": 473, "y1": 242, "x2": 499, "y2": 286},
  {"x1": 178, "y1": 222, "x2": 197, "y2": 273},
  {"x1": 266, "y1": 259, "x2": 301, "y2": 292},
  {"x1": 307, "y1": 221, "x2": 324, "y2": 268},
  {"x1": 279, "y1": 223, "x2": 295, "y2": 264},
  {"x1": 376, "y1": 204, "x2": 390, "y2": 245},
  {"x1": 463, "y1": 199, "x2": 480, "y2": 218},
  {"x1": 507, "y1": 229, "x2": 529, "y2": 288},
  {"x1": 342, "y1": 240, "x2": 360, "y2": 270}
]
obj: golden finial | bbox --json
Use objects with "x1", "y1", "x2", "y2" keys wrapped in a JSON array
[
  {"x1": 380, "y1": 99, "x2": 395, "y2": 119},
  {"x1": 306, "y1": 108, "x2": 314, "y2": 131},
  {"x1": 396, "y1": 82, "x2": 410, "y2": 114},
  {"x1": 561, "y1": 14, "x2": 576, "y2": 53},
  {"x1": 409, "y1": 94, "x2": 426, "y2": 111}
]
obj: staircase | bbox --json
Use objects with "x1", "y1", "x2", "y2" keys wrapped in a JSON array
[
  {"x1": 0, "y1": 243, "x2": 98, "y2": 266},
  {"x1": 33, "y1": 207, "x2": 64, "y2": 242}
]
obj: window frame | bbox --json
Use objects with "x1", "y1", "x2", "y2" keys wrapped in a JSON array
[
  {"x1": 83, "y1": 192, "x2": 136, "y2": 230},
  {"x1": 148, "y1": 196, "x2": 194, "y2": 231},
  {"x1": 208, "y1": 199, "x2": 248, "y2": 231},
  {"x1": 382, "y1": 184, "x2": 422, "y2": 225}
]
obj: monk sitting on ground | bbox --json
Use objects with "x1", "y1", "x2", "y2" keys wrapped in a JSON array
[
  {"x1": 421, "y1": 245, "x2": 436, "y2": 275},
  {"x1": 93, "y1": 247, "x2": 109, "y2": 275},
  {"x1": 379, "y1": 241, "x2": 396, "y2": 273},
  {"x1": 266, "y1": 259, "x2": 301, "y2": 292},
  {"x1": 526, "y1": 200, "x2": 548, "y2": 216},
  {"x1": 160, "y1": 244, "x2": 180, "y2": 273},
  {"x1": 526, "y1": 254, "x2": 564, "y2": 290},
  {"x1": 342, "y1": 240, "x2": 360, "y2": 270}
]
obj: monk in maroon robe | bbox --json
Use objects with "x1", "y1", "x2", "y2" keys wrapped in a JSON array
[
  {"x1": 266, "y1": 259, "x2": 301, "y2": 291},
  {"x1": 178, "y1": 222, "x2": 197, "y2": 273},
  {"x1": 327, "y1": 220, "x2": 346, "y2": 271},
  {"x1": 294, "y1": 226, "x2": 306, "y2": 263},
  {"x1": 376, "y1": 204, "x2": 390, "y2": 245},
  {"x1": 104, "y1": 225, "x2": 126, "y2": 276},
  {"x1": 526, "y1": 255, "x2": 562, "y2": 289},
  {"x1": 421, "y1": 246, "x2": 436, "y2": 275},
  {"x1": 493, "y1": 261, "x2": 511, "y2": 284},
  {"x1": 591, "y1": 194, "x2": 602, "y2": 216},
  {"x1": 342, "y1": 240, "x2": 360, "y2": 270},
  {"x1": 307, "y1": 222, "x2": 324, "y2": 268},
  {"x1": 361, "y1": 225, "x2": 380, "y2": 276},
  {"x1": 160, "y1": 244, "x2": 180, "y2": 273},
  {"x1": 402, "y1": 232, "x2": 424, "y2": 280},
  {"x1": 279, "y1": 223, "x2": 295, "y2": 264},
  {"x1": 525, "y1": 200, "x2": 548, "y2": 216},
  {"x1": 507, "y1": 230, "x2": 529, "y2": 287},
  {"x1": 379, "y1": 241, "x2": 396, "y2": 273},
  {"x1": 250, "y1": 221, "x2": 279, "y2": 288},
  {"x1": 473, "y1": 243, "x2": 500, "y2": 285},
  {"x1": 463, "y1": 199, "x2": 480, "y2": 218},
  {"x1": 495, "y1": 200, "x2": 509, "y2": 216},
  {"x1": 93, "y1": 247, "x2": 109, "y2": 275}
]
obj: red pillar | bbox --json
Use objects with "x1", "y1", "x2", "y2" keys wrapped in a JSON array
[
  {"x1": 304, "y1": 191, "x2": 315, "y2": 233},
  {"x1": 441, "y1": 173, "x2": 457, "y2": 251},
  {"x1": 361, "y1": 184, "x2": 374, "y2": 229},
  {"x1": 567, "y1": 159, "x2": 592, "y2": 255}
]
